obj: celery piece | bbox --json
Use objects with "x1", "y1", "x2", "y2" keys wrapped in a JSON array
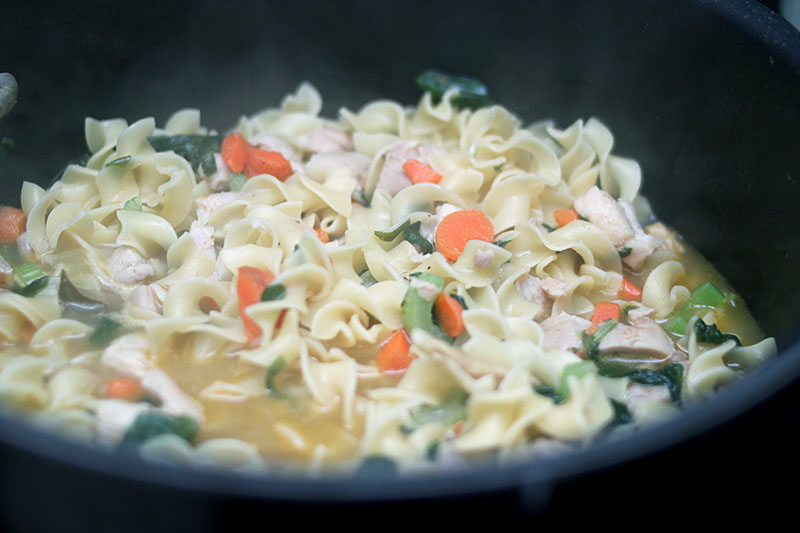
[
  {"x1": 123, "y1": 196, "x2": 142, "y2": 212},
  {"x1": 666, "y1": 281, "x2": 727, "y2": 334},
  {"x1": 229, "y1": 172, "x2": 247, "y2": 192},
  {"x1": 559, "y1": 361, "x2": 594, "y2": 398},
  {"x1": 401, "y1": 273, "x2": 447, "y2": 340},
  {"x1": 14, "y1": 263, "x2": 46, "y2": 286}
]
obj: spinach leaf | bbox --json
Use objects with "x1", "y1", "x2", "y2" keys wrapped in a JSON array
[
  {"x1": 89, "y1": 317, "x2": 123, "y2": 347},
  {"x1": 416, "y1": 70, "x2": 492, "y2": 110},
  {"x1": 581, "y1": 318, "x2": 618, "y2": 360},
  {"x1": 401, "y1": 389, "x2": 468, "y2": 434},
  {"x1": 402, "y1": 221, "x2": 433, "y2": 254},
  {"x1": 534, "y1": 384, "x2": 564, "y2": 404},
  {"x1": 260, "y1": 283, "x2": 286, "y2": 302},
  {"x1": 694, "y1": 319, "x2": 741, "y2": 346},
  {"x1": 147, "y1": 134, "x2": 221, "y2": 174},
  {"x1": 541, "y1": 223, "x2": 556, "y2": 233},
  {"x1": 105, "y1": 155, "x2": 131, "y2": 168},
  {"x1": 374, "y1": 218, "x2": 410, "y2": 241},
  {"x1": 596, "y1": 363, "x2": 684, "y2": 404},
  {"x1": 493, "y1": 238, "x2": 513, "y2": 248},
  {"x1": 356, "y1": 455, "x2": 397, "y2": 477},
  {"x1": 266, "y1": 356, "x2": 287, "y2": 398},
  {"x1": 617, "y1": 246, "x2": 633, "y2": 258},
  {"x1": 609, "y1": 399, "x2": 633, "y2": 427},
  {"x1": 120, "y1": 413, "x2": 198, "y2": 447}
]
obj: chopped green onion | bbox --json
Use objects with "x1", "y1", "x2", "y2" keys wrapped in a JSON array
[
  {"x1": 89, "y1": 317, "x2": 123, "y2": 347},
  {"x1": 123, "y1": 196, "x2": 142, "y2": 212},
  {"x1": 402, "y1": 221, "x2": 433, "y2": 254},
  {"x1": 120, "y1": 413, "x2": 198, "y2": 447},
  {"x1": 415, "y1": 70, "x2": 492, "y2": 110},
  {"x1": 260, "y1": 283, "x2": 286, "y2": 301},
  {"x1": 402, "y1": 389, "x2": 468, "y2": 434},
  {"x1": 229, "y1": 173, "x2": 247, "y2": 192},
  {"x1": 374, "y1": 218, "x2": 411, "y2": 241},
  {"x1": 15, "y1": 263, "x2": 47, "y2": 286},
  {"x1": 105, "y1": 155, "x2": 131, "y2": 167}
]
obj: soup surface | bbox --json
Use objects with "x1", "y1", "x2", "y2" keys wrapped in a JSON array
[{"x1": 0, "y1": 73, "x2": 776, "y2": 474}]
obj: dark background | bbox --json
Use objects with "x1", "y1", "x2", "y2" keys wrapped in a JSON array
[{"x1": 1, "y1": 0, "x2": 800, "y2": 529}]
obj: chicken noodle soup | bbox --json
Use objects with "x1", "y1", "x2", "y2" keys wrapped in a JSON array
[{"x1": 0, "y1": 73, "x2": 777, "y2": 473}]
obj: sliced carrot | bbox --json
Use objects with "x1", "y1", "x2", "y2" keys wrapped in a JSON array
[
  {"x1": 554, "y1": 208, "x2": 579, "y2": 228},
  {"x1": 0, "y1": 206, "x2": 26, "y2": 245},
  {"x1": 198, "y1": 295, "x2": 220, "y2": 314},
  {"x1": 314, "y1": 227, "x2": 330, "y2": 243},
  {"x1": 106, "y1": 377, "x2": 143, "y2": 402},
  {"x1": 376, "y1": 330, "x2": 413, "y2": 373},
  {"x1": 434, "y1": 293, "x2": 465, "y2": 338},
  {"x1": 620, "y1": 278, "x2": 642, "y2": 301},
  {"x1": 243, "y1": 148, "x2": 293, "y2": 181},
  {"x1": 591, "y1": 302, "x2": 621, "y2": 324},
  {"x1": 402, "y1": 159, "x2": 442, "y2": 185},
  {"x1": 237, "y1": 266, "x2": 276, "y2": 344},
  {"x1": 221, "y1": 132, "x2": 250, "y2": 173},
  {"x1": 435, "y1": 209, "x2": 494, "y2": 262}
]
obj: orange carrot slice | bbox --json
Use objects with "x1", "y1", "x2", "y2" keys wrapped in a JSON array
[
  {"x1": 243, "y1": 148, "x2": 292, "y2": 180},
  {"x1": 376, "y1": 330, "x2": 412, "y2": 373},
  {"x1": 314, "y1": 227, "x2": 330, "y2": 243},
  {"x1": 434, "y1": 293, "x2": 465, "y2": 338},
  {"x1": 402, "y1": 159, "x2": 442, "y2": 184},
  {"x1": 221, "y1": 132, "x2": 250, "y2": 173},
  {"x1": 237, "y1": 266, "x2": 276, "y2": 344},
  {"x1": 620, "y1": 278, "x2": 642, "y2": 301},
  {"x1": 435, "y1": 209, "x2": 494, "y2": 262},
  {"x1": 591, "y1": 302, "x2": 621, "y2": 324},
  {"x1": 554, "y1": 208, "x2": 579, "y2": 227},
  {"x1": 0, "y1": 206, "x2": 26, "y2": 245},
  {"x1": 106, "y1": 378, "x2": 143, "y2": 402}
]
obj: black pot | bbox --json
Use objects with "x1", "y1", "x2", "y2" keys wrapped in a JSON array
[{"x1": 2, "y1": 0, "x2": 799, "y2": 530}]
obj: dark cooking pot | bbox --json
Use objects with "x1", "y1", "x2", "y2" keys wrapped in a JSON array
[{"x1": 1, "y1": 0, "x2": 799, "y2": 530}]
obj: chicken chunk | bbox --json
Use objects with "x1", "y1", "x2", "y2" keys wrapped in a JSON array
[
  {"x1": 598, "y1": 318, "x2": 674, "y2": 359},
  {"x1": 107, "y1": 247, "x2": 156, "y2": 285},
  {"x1": 377, "y1": 141, "x2": 444, "y2": 196},
  {"x1": 102, "y1": 334, "x2": 151, "y2": 379},
  {"x1": 518, "y1": 275, "x2": 568, "y2": 320},
  {"x1": 195, "y1": 192, "x2": 247, "y2": 225},
  {"x1": 94, "y1": 399, "x2": 151, "y2": 445},
  {"x1": 129, "y1": 284, "x2": 165, "y2": 313},
  {"x1": 574, "y1": 186, "x2": 634, "y2": 247},
  {"x1": 306, "y1": 151, "x2": 371, "y2": 182},
  {"x1": 618, "y1": 200, "x2": 660, "y2": 270},
  {"x1": 473, "y1": 246, "x2": 495, "y2": 269},
  {"x1": 540, "y1": 312, "x2": 592, "y2": 352},
  {"x1": 297, "y1": 127, "x2": 353, "y2": 153},
  {"x1": 189, "y1": 220, "x2": 216, "y2": 257}
]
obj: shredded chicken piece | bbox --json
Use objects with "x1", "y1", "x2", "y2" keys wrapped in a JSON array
[
  {"x1": 598, "y1": 317, "x2": 674, "y2": 359},
  {"x1": 574, "y1": 186, "x2": 635, "y2": 246},
  {"x1": 107, "y1": 247, "x2": 155, "y2": 285},
  {"x1": 618, "y1": 200, "x2": 660, "y2": 270},
  {"x1": 646, "y1": 221, "x2": 685, "y2": 254},
  {"x1": 195, "y1": 192, "x2": 246, "y2": 225},
  {"x1": 129, "y1": 284, "x2": 165, "y2": 313},
  {"x1": 540, "y1": 312, "x2": 592, "y2": 352},
  {"x1": 518, "y1": 275, "x2": 567, "y2": 320},
  {"x1": 189, "y1": 220, "x2": 216, "y2": 257},
  {"x1": 473, "y1": 246, "x2": 495, "y2": 269},
  {"x1": 102, "y1": 335, "x2": 151, "y2": 379},
  {"x1": 377, "y1": 141, "x2": 443, "y2": 196},
  {"x1": 297, "y1": 127, "x2": 353, "y2": 153}
]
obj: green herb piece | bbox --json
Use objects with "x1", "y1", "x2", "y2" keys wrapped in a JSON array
[
  {"x1": 541, "y1": 223, "x2": 556, "y2": 233},
  {"x1": 402, "y1": 221, "x2": 433, "y2": 254},
  {"x1": 402, "y1": 272, "x2": 447, "y2": 340},
  {"x1": 59, "y1": 272, "x2": 109, "y2": 324},
  {"x1": 176, "y1": 229, "x2": 188, "y2": 238},
  {"x1": 147, "y1": 134, "x2": 222, "y2": 174},
  {"x1": 374, "y1": 218, "x2": 411, "y2": 241},
  {"x1": 617, "y1": 246, "x2": 633, "y2": 258},
  {"x1": 425, "y1": 440, "x2": 440, "y2": 461},
  {"x1": 577, "y1": 213, "x2": 589, "y2": 222},
  {"x1": 265, "y1": 356, "x2": 287, "y2": 396},
  {"x1": 120, "y1": 413, "x2": 198, "y2": 447},
  {"x1": 14, "y1": 263, "x2": 46, "y2": 286},
  {"x1": 559, "y1": 361, "x2": 594, "y2": 399},
  {"x1": 403, "y1": 389, "x2": 469, "y2": 434},
  {"x1": 260, "y1": 283, "x2": 286, "y2": 302},
  {"x1": 581, "y1": 318, "x2": 618, "y2": 360},
  {"x1": 229, "y1": 172, "x2": 247, "y2": 192},
  {"x1": 609, "y1": 399, "x2": 633, "y2": 427},
  {"x1": 534, "y1": 384, "x2": 564, "y2": 404},
  {"x1": 493, "y1": 163, "x2": 504, "y2": 172},
  {"x1": 13, "y1": 276, "x2": 49, "y2": 298},
  {"x1": 694, "y1": 318, "x2": 741, "y2": 346},
  {"x1": 666, "y1": 281, "x2": 728, "y2": 334},
  {"x1": 620, "y1": 305, "x2": 638, "y2": 322},
  {"x1": 596, "y1": 363, "x2": 684, "y2": 403},
  {"x1": 89, "y1": 317, "x2": 123, "y2": 347},
  {"x1": 493, "y1": 238, "x2": 513, "y2": 248},
  {"x1": 449, "y1": 294, "x2": 468, "y2": 310},
  {"x1": 416, "y1": 70, "x2": 492, "y2": 110},
  {"x1": 0, "y1": 244, "x2": 23, "y2": 267},
  {"x1": 123, "y1": 196, "x2": 142, "y2": 212},
  {"x1": 105, "y1": 155, "x2": 131, "y2": 167}
]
